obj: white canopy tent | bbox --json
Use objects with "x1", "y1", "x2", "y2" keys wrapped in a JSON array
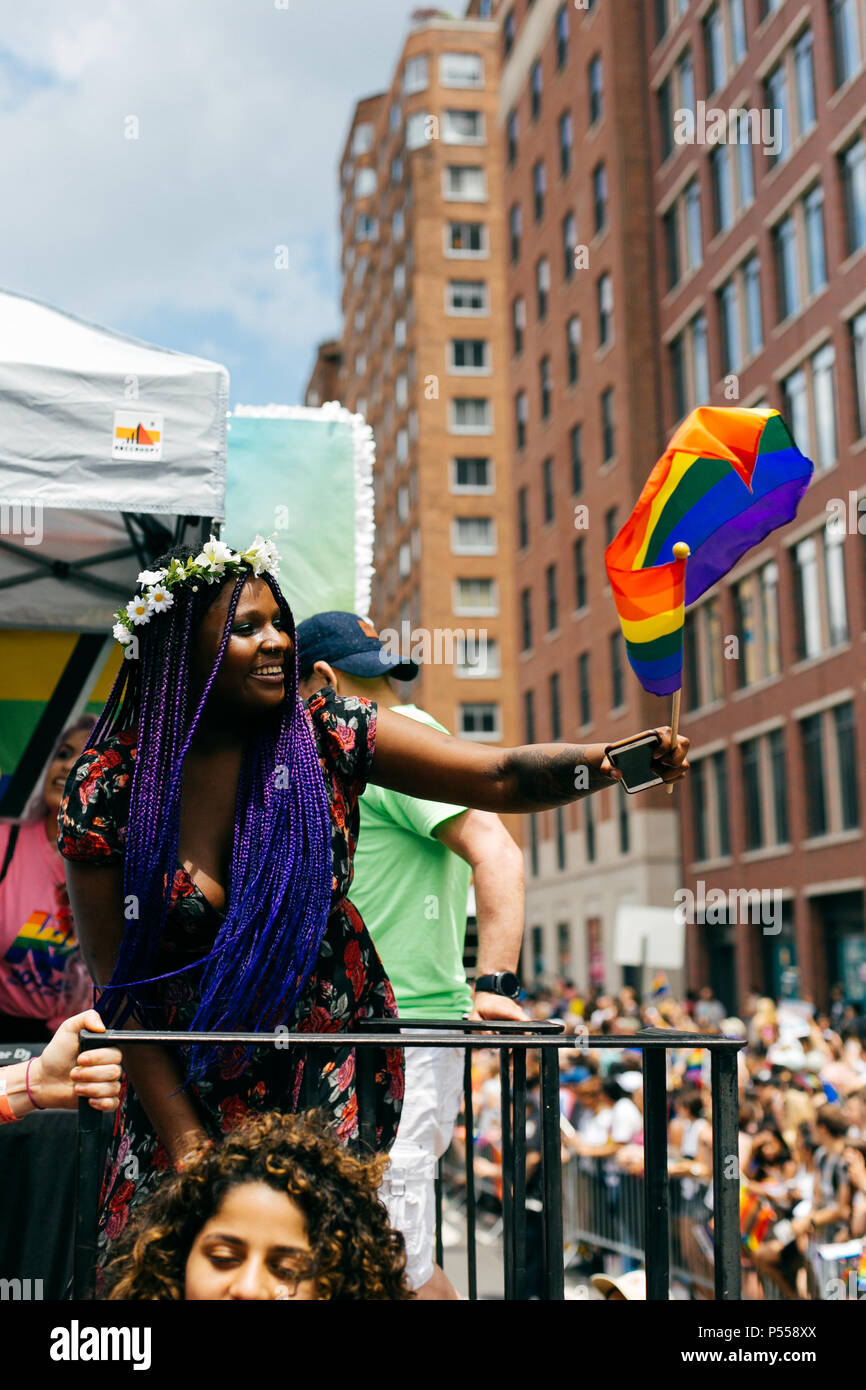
[
  {"x1": 0, "y1": 286, "x2": 228, "y2": 631},
  {"x1": 0, "y1": 287, "x2": 228, "y2": 813}
]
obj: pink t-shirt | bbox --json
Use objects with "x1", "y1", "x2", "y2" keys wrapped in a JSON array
[{"x1": 0, "y1": 819, "x2": 91, "y2": 1031}]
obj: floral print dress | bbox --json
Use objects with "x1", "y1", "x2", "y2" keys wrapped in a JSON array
[{"x1": 57, "y1": 688, "x2": 403, "y2": 1261}]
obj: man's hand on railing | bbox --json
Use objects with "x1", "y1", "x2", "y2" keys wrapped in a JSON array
[{"x1": 468, "y1": 992, "x2": 529, "y2": 1024}]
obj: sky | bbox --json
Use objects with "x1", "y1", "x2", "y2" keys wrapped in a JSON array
[{"x1": 0, "y1": 0, "x2": 430, "y2": 405}]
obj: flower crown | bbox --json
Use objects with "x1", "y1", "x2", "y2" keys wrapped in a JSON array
[{"x1": 112, "y1": 535, "x2": 281, "y2": 649}]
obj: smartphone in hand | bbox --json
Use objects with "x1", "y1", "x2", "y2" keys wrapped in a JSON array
[{"x1": 604, "y1": 731, "x2": 663, "y2": 794}]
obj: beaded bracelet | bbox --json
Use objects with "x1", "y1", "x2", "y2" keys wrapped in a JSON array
[{"x1": 25, "y1": 1057, "x2": 45, "y2": 1111}]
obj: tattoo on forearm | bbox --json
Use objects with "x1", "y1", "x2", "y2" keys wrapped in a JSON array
[{"x1": 501, "y1": 745, "x2": 599, "y2": 807}]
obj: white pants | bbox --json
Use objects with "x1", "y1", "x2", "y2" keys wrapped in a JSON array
[{"x1": 379, "y1": 1043, "x2": 465, "y2": 1290}]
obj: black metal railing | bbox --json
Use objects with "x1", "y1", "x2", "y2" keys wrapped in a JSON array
[{"x1": 74, "y1": 1022, "x2": 744, "y2": 1301}]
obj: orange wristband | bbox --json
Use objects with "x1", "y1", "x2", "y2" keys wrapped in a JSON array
[{"x1": 0, "y1": 1092, "x2": 16, "y2": 1124}]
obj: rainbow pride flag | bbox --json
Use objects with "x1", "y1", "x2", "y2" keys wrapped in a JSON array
[{"x1": 605, "y1": 406, "x2": 813, "y2": 696}]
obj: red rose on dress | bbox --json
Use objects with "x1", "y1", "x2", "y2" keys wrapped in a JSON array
[
  {"x1": 219, "y1": 1095, "x2": 249, "y2": 1131},
  {"x1": 332, "y1": 723, "x2": 356, "y2": 753},
  {"x1": 337, "y1": 1093, "x2": 358, "y2": 1142},
  {"x1": 109, "y1": 1178, "x2": 135, "y2": 1211}
]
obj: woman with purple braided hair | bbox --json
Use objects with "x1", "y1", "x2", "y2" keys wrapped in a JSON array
[{"x1": 58, "y1": 534, "x2": 689, "y2": 1271}]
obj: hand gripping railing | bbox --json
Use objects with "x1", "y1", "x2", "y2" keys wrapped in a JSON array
[{"x1": 74, "y1": 1022, "x2": 744, "y2": 1301}]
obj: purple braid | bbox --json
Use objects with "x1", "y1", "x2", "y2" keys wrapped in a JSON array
[{"x1": 92, "y1": 545, "x2": 333, "y2": 1080}]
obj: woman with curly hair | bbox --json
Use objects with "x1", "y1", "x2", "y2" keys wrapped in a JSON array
[
  {"x1": 105, "y1": 1111, "x2": 412, "y2": 1300},
  {"x1": 58, "y1": 534, "x2": 688, "y2": 1271}
]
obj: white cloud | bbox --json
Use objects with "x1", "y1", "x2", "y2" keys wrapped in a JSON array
[{"x1": 0, "y1": 0, "x2": 421, "y2": 399}]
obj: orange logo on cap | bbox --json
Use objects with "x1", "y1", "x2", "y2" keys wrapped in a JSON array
[{"x1": 357, "y1": 618, "x2": 379, "y2": 639}]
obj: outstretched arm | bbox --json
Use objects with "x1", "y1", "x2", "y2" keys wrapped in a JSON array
[{"x1": 369, "y1": 708, "x2": 688, "y2": 811}]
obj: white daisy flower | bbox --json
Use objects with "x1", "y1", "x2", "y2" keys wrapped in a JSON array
[
  {"x1": 137, "y1": 567, "x2": 167, "y2": 588},
  {"x1": 242, "y1": 534, "x2": 281, "y2": 577},
  {"x1": 195, "y1": 537, "x2": 235, "y2": 573},
  {"x1": 126, "y1": 595, "x2": 153, "y2": 625},
  {"x1": 145, "y1": 584, "x2": 174, "y2": 613},
  {"x1": 112, "y1": 621, "x2": 129, "y2": 643}
]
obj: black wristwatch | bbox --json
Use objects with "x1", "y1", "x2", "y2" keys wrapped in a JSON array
[{"x1": 474, "y1": 971, "x2": 521, "y2": 1000}]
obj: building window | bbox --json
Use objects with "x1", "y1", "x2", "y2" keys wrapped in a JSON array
[
  {"x1": 550, "y1": 671, "x2": 562, "y2": 741},
  {"x1": 444, "y1": 166, "x2": 487, "y2": 201},
  {"x1": 741, "y1": 737, "x2": 764, "y2": 850},
  {"x1": 449, "y1": 339, "x2": 489, "y2": 373},
  {"x1": 455, "y1": 578, "x2": 498, "y2": 616},
  {"x1": 510, "y1": 203, "x2": 522, "y2": 262},
  {"x1": 713, "y1": 750, "x2": 731, "y2": 857},
  {"x1": 446, "y1": 221, "x2": 487, "y2": 257},
  {"x1": 531, "y1": 60, "x2": 543, "y2": 120},
  {"x1": 574, "y1": 537, "x2": 587, "y2": 610},
  {"x1": 804, "y1": 186, "x2": 828, "y2": 295},
  {"x1": 507, "y1": 109, "x2": 519, "y2": 165},
  {"x1": 442, "y1": 109, "x2": 485, "y2": 145},
  {"x1": 452, "y1": 456, "x2": 492, "y2": 491},
  {"x1": 592, "y1": 162, "x2": 608, "y2": 234},
  {"x1": 588, "y1": 54, "x2": 603, "y2": 125},
  {"x1": 391, "y1": 154, "x2": 403, "y2": 185},
  {"x1": 570, "y1": 423, "x2": 583, "y2": 493},
  {"x1": 744, "y1": 255, "x2": 763, "y2": 355},
  {"x1": 403, "y1": 55, "x2": 429, "y2": 94},
  {"x1": 852, "y1": 309, "x2": 866, "y2": 436},
  {"x1": 459, "y1": 703, "x2": 500, "y2": 740},
  {"x1": 515, "y1": 390, "x2": 528, "y2": 449},
  {"x1": 557, "y1": 5, "x2": 569, "y2": 68},
  {"x1": 677, "y1": 45, "x2": 695, "y2": 117},
  {"x1": 578, "y1": 652, "x2": 591, "y2": 725},
  {"x1": 450, "y1": 398, "x2": 491, "y2": 434},
  {"x1": 545, "y1": 564, "x2": 559, "y2": 632},
  {"x1": 834, "y1": 702, "x2": 860, "y2": 829},
  {"x1": 559, "y1": 112, "x2": 573, "y2": 178},
  {"x1": 735, "y1": 118, "x2": 754, "y2": 208},
  {"x1": 539, "y1": 356, "x2": 552, "y2": 419},
  {"x1": 812, "y1": 344, "x2": 838, "y2": 469},
  {"x1": 710, "y1": 144, "x2": 734, "y2": 233},
  {"x1": 794, "y1": 29, "x2": 817, "y2": 136},
  {"x1": 566, "y1": 316, "x2": 580, "y2": 385},
  {"x1": 542, "y1": 456, "x2": 554, "y2": 523},
  {"x1": 524, "y1": 689, "x2": 535, "y2": 744},
  {"x1": 555, "y1": 806, "x2": 566, "y2": 870},
  {"x1": 801, "y1": 712, "x2": 828, "y2": 836},
  {"x1": 584, "y1": 794, "x2": 596, "y2": 862},
  {"x1": 792, "y1": 525, "x2": 848, "y2": 658},
  {"x1": 764, "y1": 61, "x2": 790, "y2": 166},
  {"x1": 769, "y1": 727, "x2": 789, "y2": 844},
  {"x1": 406, "y1": 111, "x2": 432, "y2": 149},
  {"x1": 729, "y1": 0, "x2": 747, "y2": 64},
  {"x1": 529, "y1": 822, "x2": 539, "y2": 880},
  {"x1": 440, "y1": 52, "x2": 484, "y2": 89},
  {"x1": 773, "y1": 213, "x2": 800, "y2": 321},
  {"x1": 597, "y1": 272, "x2": 613, "y2": 346},
  {"x1": 517, "y1": 486, "x2": 529, "y2": 548},
  {"x1": 601, "y1": 387, "x2": 615, "y2": 462},
  {"x1": 452, "y1": 516, "x2": 496, "y2": 554},
  {"x1": 563, "y1": 212, "x2": 577, "y2": 281},
  {"x1": 447, "y1": 280, "x2": 488, "y2": 314},
  {"x1": 521, "y1": 587, "x2": 533, "y2": 650},
  {"x1": 704, "y1": 5, "x2": 726, "y2": 95},
  {"x1": 663, "y1": 206, "x2": 680, "y2": 290},
  {"x1": 354, "y1": 167, "x2": 376, "y2": 198},
  {"x1": 504, "y1": 10, "x2": 516, "y2": 57},
  {"x1": 351, "y1": 122, "x2": 374, "y2": 155},
  {"x1": 533, "y1": 161, "x2": 547, "y2": 222},
  {"x1": 658, "y1": 77, "x2": 673, "y2": 161},
  {"x1": 685, "y1": 179, "x2": 703, "y2": 269},
  {"x1": 783, "y1": 366, "x2": 810, "y2": 457},
  {"x1": 732, "y1": 561, "x2": 780, "y2": 688},
  {"x1": 610, "y1": 631, "x2": 624, "y2": 707},
  {"x1": 512, "y1": 296, "x2": 526, "y2": 355},
  {"x1": 536, "y1": 257, "x2": 550, "y2": 320},
  {"x1": 841, "y1": 138, "x2": 866, "y2": 256},
  {"x1": 684, "y1": 597, "x2": 725, "y2": 710},
  {"x1": 456, "y1": 637, "x2": 499, "y2": 679},
  {"x1": 718, "y1": 278, "x2": 742, "y2": 375},
  {"x1": 829, "y1": 0, "x2": 862, "y2": 89},
  {"x1": 618, "y1": 788, "x2": 630, "y2": 854}
]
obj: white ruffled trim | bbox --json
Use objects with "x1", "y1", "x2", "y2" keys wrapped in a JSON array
[{"x1": 230, "y1": 402, "x2": 376, "y2": 619}]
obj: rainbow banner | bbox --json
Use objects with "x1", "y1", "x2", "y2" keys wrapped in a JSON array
[{"x1": 605, "y1": 406, "x2": 813, "y2": 696}]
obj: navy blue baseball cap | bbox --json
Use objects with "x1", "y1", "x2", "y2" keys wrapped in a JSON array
[{"x1": 295, "y1": 611, "x2": 420, "y2": 682}]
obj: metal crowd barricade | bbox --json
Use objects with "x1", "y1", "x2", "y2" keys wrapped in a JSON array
[{"x1": 74, "y1": 1022, "x2": 744, "y2": 1301}]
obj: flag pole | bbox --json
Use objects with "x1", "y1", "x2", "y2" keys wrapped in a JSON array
[{"x1": 666, "y1": 542, "x2": 690, "y2": 796}]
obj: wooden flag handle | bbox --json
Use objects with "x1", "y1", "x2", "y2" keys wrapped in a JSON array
[{"x1": 666, "y1": 542, "x2": 690, "y2": 796}]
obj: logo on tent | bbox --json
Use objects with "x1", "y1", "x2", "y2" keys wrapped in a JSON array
[{"x1": 112, "y1": 410, "x2": 163, "y2": 460}]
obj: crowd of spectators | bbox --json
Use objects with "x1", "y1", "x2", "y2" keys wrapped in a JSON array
[{"x1": 460, "y1": 976, "x2": 866, "y2": 1300}]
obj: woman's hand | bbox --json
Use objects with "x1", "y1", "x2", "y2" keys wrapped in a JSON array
[{"x1": 29, "y1": 1010, "x2": 123, "y2": 1112}]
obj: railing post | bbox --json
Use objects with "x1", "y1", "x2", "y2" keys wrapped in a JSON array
[
  {"x1": 512, "y1": 1046, "x2": 528, "y2": 1300},
  {"x1": 463, "y1": 1043, "x2": 478, "y2": 1301},
  {"x1": 711, "y1": 1046, "x2": 742, "y2": 1301},
  {"x1": 642, "y1": 1047, "x2": 670, "y2": 1300},
  {"x1": 499, "y1": 1047, "x2": 514, "y2": 1300},
  {"x1": 540, "y1": 1044, "x2": 564, "y2": 1300},
  {"x1": 355, "y1": 1038, "x2": 377, "y2": 1154},
  {"x1": 74, "y1": 1031, "x2": 107, "y2": 1301}
]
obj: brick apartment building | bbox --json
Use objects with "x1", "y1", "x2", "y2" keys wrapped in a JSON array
[
  {"x1": 487, "y1": 0, "x2": 688, "y2": 994},
  {"x1": 306, "y1": 16, "x2": 520, "y2": 750},
  {"x1": 649, "y1": 0, "x2": 866, "y2": 1013}
]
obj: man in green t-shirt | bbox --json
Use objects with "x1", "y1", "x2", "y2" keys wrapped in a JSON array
[{"x1": 297, "y1": 611, "x2": 525, "y2": 1300}]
